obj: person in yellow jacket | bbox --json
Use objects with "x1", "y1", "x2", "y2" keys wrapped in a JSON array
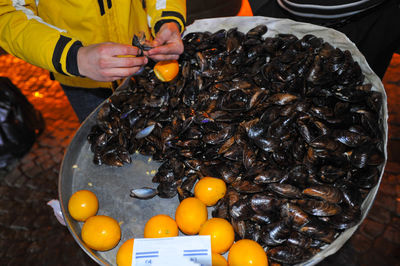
[{"x1": 0, "y1": 0, "x2": 186, "y2": 122}]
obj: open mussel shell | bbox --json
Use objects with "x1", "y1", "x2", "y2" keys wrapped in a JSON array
[{"x1": 130, "y1": 187, "x2": 158, "y2": 199}]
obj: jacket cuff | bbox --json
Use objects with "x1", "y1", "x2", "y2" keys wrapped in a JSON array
[
  {"x1": 66, "y1": 40, "x2": 83, "y2": 76},
  {"x1": 52, "y1": 35, "x2": 83, "y2": 77},
  {"x1": 151, "y1": 11, "x2": 186, "y2": 37},
  {"x1": 154, "y1": 19, "x2": 182, "y2": 34}
]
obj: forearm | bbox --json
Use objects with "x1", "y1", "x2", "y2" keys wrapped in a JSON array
[{"x1": 0, "y1": 1, "x2": 81, "y2": 76}]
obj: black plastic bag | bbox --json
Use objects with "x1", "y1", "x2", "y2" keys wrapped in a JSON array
[{"x1": 0, "y1": 77, "x2": 45, "y2": 169}]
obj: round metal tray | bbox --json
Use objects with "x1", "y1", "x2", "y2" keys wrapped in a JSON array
[
  {"x1": 58, "y1": 16, "x2": 388, "y2": 266},
  {"x1": 58, "y1": 91, "x2": 178, "y2": 264}
]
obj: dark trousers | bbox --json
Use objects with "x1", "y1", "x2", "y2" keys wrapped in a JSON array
[
  {"x1": 61, "y1": 85, "x2": 112, "y2": 123},
  {"x1": 249, "y1": 0, "x2": 400, "y2": 79}
]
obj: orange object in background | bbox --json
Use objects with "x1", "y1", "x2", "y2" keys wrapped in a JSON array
[{"x1": 237, "y1": 0, "x2": 253, "y2": 16}]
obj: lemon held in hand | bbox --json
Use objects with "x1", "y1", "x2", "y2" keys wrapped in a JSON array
[
  {"x1": 199, "y1": 218, "x2": 235, "y2": 254},
  {"x1": 144, "y1": 214, "x2": 179, "y2": 238},
  {"x1": 81, "y1": 215, "x2": 121, "y2": 251},
  {"x1": 175, "y1": 197, "x2": 208, "y2": 235},
  {"x1": 228, "y1": 239, "x2": 268, "y2": 266},
  {"x1": 194, "y1": 177, "x2": 227, "y2": 206},
  {"x1": 116, "y1": 239, "x2": 134, "y2": 266},
  {"x1": 68, "y1": 190, "x2": 98, "y2": 221},
  {"x1": 153, "y1": 60, "x2": 179, "y2": 82}
]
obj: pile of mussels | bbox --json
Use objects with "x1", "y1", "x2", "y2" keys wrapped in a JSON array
[{"x1": 87, "y1": 25, "x2": 386, "y2": 264}]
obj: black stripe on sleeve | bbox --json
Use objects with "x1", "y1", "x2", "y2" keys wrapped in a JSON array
[
  {"x1": 97, "y1": 0, "x2": 105, "y2": 15},
  {"x1": 66, "y1": 41, "x2": 83, "y2": 76},
  {"x1": 154, "y1": 11, "x2": 186, "y2": 33},
  {"x1": 154, "y1": 19, "x2": 182, "y2": 33},
  {"x1": 107, "y1": 0, "x2": 112, "y2": 9},
  {"x1": 161, "y1": 11, "x2": 186, "y2": 25},
  {"x1": 52, "y1": 35, "x2": 71, "y2": 75}
]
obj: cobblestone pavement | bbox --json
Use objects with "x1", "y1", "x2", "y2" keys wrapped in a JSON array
[{"x1": 0, "y1": 52, "x2": 399, "y2": 265}]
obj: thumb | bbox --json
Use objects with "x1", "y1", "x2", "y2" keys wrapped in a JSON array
[
  {"x1": 150, "y1": 37, "x2": 166, "y2": 47},
  {"x1": 151, "y1": 30, "x2": 173, "y2": 47}
]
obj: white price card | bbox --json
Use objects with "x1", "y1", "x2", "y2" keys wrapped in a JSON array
[{"x1": 131, "y1": 235, "x2": 212, "y2": 266}]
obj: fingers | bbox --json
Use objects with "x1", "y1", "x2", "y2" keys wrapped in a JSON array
[
  {"x1": 147, "y1": 42, "x2": 183, "y2": 57},
  {"x1": 99, "y1": 55, "x2": 148, "y2": 69},
  {"x1": 148, "y1": 54, "x2": 180, "y2": 61},
  {"x1": 147, "y1": 41, "x2": 183, "y2": 62},
  {"x1": 100, "y1": 66, "x2": 145, "y2": 82},
  {"x1": 78, "y1": 37, "x2": 184, "y2": 82},
  {"x1": 146, "y1": 22, "x2": 184, "y2": 61},
  {"x1": 100, "y1": 43, "x2": 141, "y2": 57},
  {"x1": 77, "y1": 43, "x2": 150, "y2": 82}
]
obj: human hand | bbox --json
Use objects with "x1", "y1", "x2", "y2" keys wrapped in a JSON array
[
  {"x1": 146, "y1": 22, "x2": 184, "y2": 61},
  {"x1": 77, "y1": 42, "x2": 148, "y2": 82}
]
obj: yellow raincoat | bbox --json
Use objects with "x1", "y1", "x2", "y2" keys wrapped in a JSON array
[{"x1": 0, "y1": 0, "x2": 186, "y2": 88}]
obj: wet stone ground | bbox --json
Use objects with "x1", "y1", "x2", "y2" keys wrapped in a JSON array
[{"x1": 0, "y1": 52, "x2": 399, "y2": 265}]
